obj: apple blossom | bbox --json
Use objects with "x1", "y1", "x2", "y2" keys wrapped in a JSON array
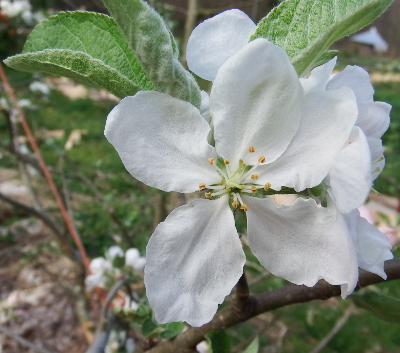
[
  {"x1": 105, "y1": 36, "x2": 363, "y2": 326},
  {"x1": 125, "y1": 248, "x2": 146, "y2": 271},
  {"x1": 301, "y1": 57, "x2": 391, "y2": 213}
]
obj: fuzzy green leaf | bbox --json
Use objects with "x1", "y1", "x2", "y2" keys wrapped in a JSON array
[
  {"x1": 205, "y1": 331, "x2": 231, "y2": 353},
  {"x1": 159, "y1": 322, "x2": 185, "y2": 339},
  {"x1": 251, "y1": 0, "x2": 394, "y2": 76},
  {"x1": 244, "y1": 336, "x2": 259, "y2": 353},
  {"x1": 351, "y1": 292, "x2": 400, "y2": 325},
  {"x1": 101, "y1": 0, "x2": 201, "y2": 108},
  {"x1": 4, "y1": 11, "x2": 154, "y2": 98}
]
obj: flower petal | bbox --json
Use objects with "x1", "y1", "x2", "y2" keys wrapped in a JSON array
[
  {"x1": 211, "y1": 38, "x2": 303, "y2": 169},
  {"x1": 300, "y1": 57, "x2": 337, "y2": 94},
  {"x1": 144, "y1": 195, "x2": 245, "y2": 327},
  {"x1": 105, "y1": 91, "x2": 220, "y2": 193},
  {"x1": 344, "y1": 209, "x2": 393, "y2": 278},
  {"x1": 329, "y1": 127, "x2": 372, "y2": 213},
  {"x1": 359, "y1": 101, "x2": 391, "y2": 139},
  {"x1": 326, "y1": 65, "x2": 374, "y2": 125},
  {"x1": 186, "y1": 9, "x2": 256, "y2": 81},
  {"x1": 244, "y1": 196, "x2": 358, "y2": 297},
  {"x1": 254, "y1": 87, "x2": 358, "y2": 191}
]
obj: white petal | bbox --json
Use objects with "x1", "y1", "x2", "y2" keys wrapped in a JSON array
[
  {"x1": 326, "y1": 65, "x2": 374, "y2": 125},
  {"x1": 344, "y1": 210, "x2": 393, "y2": 278},
  {"x1": 329, "y1": 127, "x2": 372, "y2": 213},
  {"x1": 244, "y1": 196, "x2": 358, "y2": 298},
  {"x1": 186, "y1": 9, "x2": 256, "y2": 81},
  {"x1": 255, "y1": 87, "x2": 358, "y2": 191},
  {"x1": 107, "y1": 246, "x2": 124, "y2": 260},
  {"x1": 300, "y1": 57, "x2": 337, "y2": 94},
  {"x1": 144, "y1": 195, "x2": 245, "y2": 327},
  {"x1": 89, "y1": 257, "x2": 111, "y2": 274},
  {"x1": 125, "y1": 248, "x2": 140, "y2": 266},
  {"x1": 358, "y1": 101, "x2": 391, "y2": 139},
  {"x1": 105, "y1": 91, "x2": 220, "y2": 193},
  {"x1": 211, "y1": 38, "x2": 303, "y2": 169},
  {"x1": 368, "y1": 137, "x2": 385, "y2": 181}
]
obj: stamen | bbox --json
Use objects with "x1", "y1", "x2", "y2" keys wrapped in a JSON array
[
  {"x1": 208, "y1": 158, "x2": 215, "y2": 165},
  {"x1": 372, "y1": 188, "x2": 381, "y2": 196},
  {"x1": 258, "y1": 156, "x2": 266, "y2": 163},
  {"x1": 199, "y1": 183, "x2": 206, "y2": 190},
  {"x1": 232, "y1": 201, "x2": 239, "y2": 208},
  {"x1": 205, "y1": 192, "x2": 212, "y2": 198},
  {"x1": 372, "y1": 167, "x2": 381, "y2": 173},
  {"x1": 240, "y1": 204, "x2": 248, "y2": 212},
  {"x1": 210, "y1": 185, "x2": 226, "y2": 191},
  {"x1": 224, "y1": 159, "x2": 230, "y2": 165},
  {"x1": 264, "y1": 182, "x2": 271, "y2": 191},
  {"x1": 250, "y1": 186, "x2": 257, "y2": 193},
  {"x1": 372, "y1": 157, "x2": 384, "y2": 164},
  {"x1": 248, "y1": 146, "x2": 256, "y2": 153},
  {"x1": 236, "y1": 193, "x2": 245, "y2": 206},
  {"x1": 251, "y1": 174, "x2": 259, "y2": 180},
  {"x1": 215, "y1": 165, "x2": 228, "y2": 179},
  {"x1": 211, "y1": 189, "x2": 229, "y2": 197}
]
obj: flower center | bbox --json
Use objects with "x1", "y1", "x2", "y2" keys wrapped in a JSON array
[{"x1": 199, "y1": 147, "x2": 271, "y2": 211}]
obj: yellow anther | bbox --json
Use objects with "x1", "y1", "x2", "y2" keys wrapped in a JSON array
[
  {"x1": 226, "y1": 188, "x2": 232, "y2": 192},
  {"x1": 250, "y1": 186, "x2": 257, "y2": 193},
  {"x1": 240, "y1": 204, "x2": 248, "y2": 212},
  {"x1": 205, "y1": 192, "x2": 212, "y2": 198},
  {"x1": 208, "y1": 158, "x2": 215, "y2": 165},
  {"x1": 199, "y1": 183, "x2": 206, "y2": 190},
  {"x1": 372, "y1": 167, "x2": 381, "y2": 173},
  {"x1": 238, "y1": 185, "x2": 245, "y2": 190},
  {"x1": 232, "y1": 201, "x2": 239, "y2": 208},
  {"x1": 264, "y1": 182, "x2": 271, "y2": 191},
  {"x1": 248, "y1": 146, "x2": 256, "y2": 153},
  {"x1": 251, "y1": 174, "x2": 259, "y2": 180},
  {"x1": 224, "y1": 159, "x2": 230, "y2": 165},
  {"x1": 258, "y1": 156, "x2": 266, "y2": 163},
  {"x1": 221, "y1": 179, "x2": 225, "y2": 184}
]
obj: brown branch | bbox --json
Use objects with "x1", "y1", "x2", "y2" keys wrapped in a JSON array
[
  {"x1": 0, "y1": 62, "x2": 90, "y2": 272},
  {"x1": 0, "y1": 324, "x2": 57, "y2": 353},
  {"x1": 86, "y1": 280, "x2": 126, "y2": 353},
  {"x1": 0, "y1": 191, "x2": 74, "y2": 257},
  {"x1": 234, "y1": 271, "x2": 250, "y2": 313},
  {"x1": 146, "y1": 258, "x2": 400, "y2": 353}
]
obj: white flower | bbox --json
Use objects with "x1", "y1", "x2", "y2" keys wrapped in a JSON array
[
  {"x1": 301, "y1": 57, "x2": 391, "y2": 213},
  {"x1": 106, "y1": 245, "x2": 124, "y2": 261},
  {"x1": 29, "y1": 81, "x2": 51, "y2": 95},
  {"x1": 186, "y1": 9, "x2": 256, "y2": 81},
  {"x1": 105, "y1": 36, "x2": 361, "y2": 326},
  {"x1": 340, "y1": 207, "x2": 393, "y2": 279},
  {"x1": 86, "y1": 257, "x2": 113, "y2": 290},
  {"x1": 125, "y1": 248, "x2": 146, "y2": 271},
  {"x1": 301, "y1": 59, "x2": 393, "y2": 278}
]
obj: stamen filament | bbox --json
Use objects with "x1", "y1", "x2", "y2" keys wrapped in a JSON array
[
  {"x1": 211, "y1": 189, "x2": 229, "y2": 197},
  {"x1": 372, "y1": 157, "x2": 384, "y2": 164}
]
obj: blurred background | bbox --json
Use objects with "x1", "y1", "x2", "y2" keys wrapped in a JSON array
[{"x1": 0, "y1": 1, "x2": 399, "y2": 352}]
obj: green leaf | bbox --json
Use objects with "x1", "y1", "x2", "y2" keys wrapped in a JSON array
[
  {"x1": 251, "y1": 0, "x2": 395, "y2": 76},
  {"x1": 159, "y1": 322, "x2": 185, "y2": 339},
  {"x1": 4, "y1": 11, "x2": 154, "y2": 98},
  {"x1": 244, "y1": 336, "x2": 259, "y2": 353},
  {"x1": 205, "y1": 331, "x2": 231, "y2": 353},
  {"x1": 101, "y1": 0, "x2": 201, "y2": 108},
  {"x1": 351, "y1": 292, "x2": 400, "y2": 325},
  {"x1": 142, "y1": 319, "x2": 165, "y2": 338}
]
